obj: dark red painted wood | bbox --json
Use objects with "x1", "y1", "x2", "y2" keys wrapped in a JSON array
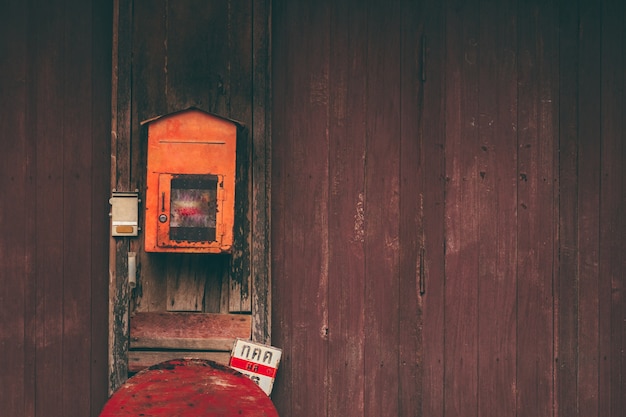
[
  {"x1": 63, "y1": 1, "x2": 96, "y2": 415},
  {"x1": 283, "y1": 1, "x2": 331, "y2": 414},
  {"x1": 33, "y1": 0, "x2": 66, "y2": 414},
  {"x1": 363, "y1": 1, "x2": 402, "y2": 416},
  {"x1": 476, "y1": 1, "x2": 518, "y2": 417},
  {"x1": 271, "y1": 2, "x2": 626, "y2": 417},
  {"x1": 572, "y1": 0, "x2": 604, "y2": 417},
  {"x1": 269, "y1": 0, "x2": 291, "y2": 413},
  {"x1": 0, "y1": 1, "x2": 30, "y2": 415},
  {"x1": 558, "y1": 2, "x2": 581, "y2": 417},
  {"x1": 577, "y1": 1, "x2": 602, "y2": 415},
  {"x1": 90, "y1": 0, "x2": 114, "y2": 412},
  {"x1": 398, "y1": 1, "x2": 423, "y2": 415},
  {"x1": 326, "y1": 1, "x2": 367, "y2": 416},
  {"x1": 99, "y1": 359, "x2": 278, "y2": 416},
  {"x1": 444, "y1": 1, "x2": 480, "y2": 416},
  {"x1": 517, "y1": 2, "x2": 558, "y2": 416},
  {"x1": 271, "y1": 1, "x2": 334, "y2": 415},
  {"x1": 599, "y1": 2, "x2": 626, "y2": 417},
  {"x1": 0, "y1": 1, "x2": 111, "y2": 416},
  {"x1": 420, "y1": 1, "x2": 446, "y2": 416}
]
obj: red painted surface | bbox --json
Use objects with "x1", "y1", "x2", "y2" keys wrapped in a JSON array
[{"x1": 99, "y1": 359, "x2": 279, "y2": 416}]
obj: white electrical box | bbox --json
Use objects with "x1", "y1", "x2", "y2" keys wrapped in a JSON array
[{"x1": 110, "y1": 191, "x2": 139, "y2": 237}]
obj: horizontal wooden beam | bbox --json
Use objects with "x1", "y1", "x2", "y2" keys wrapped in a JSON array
[
  {"x1": 128, "y1": 351, "x2": 231, "y2": 373},
  {"x1": 130, "y1": 312, "x2": 251, "y2": 350}
]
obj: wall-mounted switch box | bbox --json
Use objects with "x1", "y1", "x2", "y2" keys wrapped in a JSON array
[{"x1": 110, "y1": 191, "x2": 139, "y2": 237}]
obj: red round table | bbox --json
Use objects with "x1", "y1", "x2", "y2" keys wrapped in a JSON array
[{"x1": 99, "y1": 359, "x2": 279, "y2": 416}]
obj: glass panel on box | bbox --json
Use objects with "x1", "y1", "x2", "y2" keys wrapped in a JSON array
[{"x1": 169, "y1": 175, "x2": 218, "y2": 242}]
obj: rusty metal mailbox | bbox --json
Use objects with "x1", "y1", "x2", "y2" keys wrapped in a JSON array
[{"x1": 143, "y1": 108, "x2": 238, "y2": 253}]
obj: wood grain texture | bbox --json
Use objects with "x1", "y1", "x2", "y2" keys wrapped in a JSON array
[
  {"x1": 557, "y1": 1, "x2": 581, "y2": 416},
  {"x1": 444, "y1": 0, "x2": 480, "y2": 415},
  {"x1": 398, "y1": 2, "x2": 424, "y2": 415},
  {"x1": 268, "y1": 0, "x2": 291, "y2": 413},
  {"x1": 599, "y1": 1, "x2": 625, "y2": 416},
  {"x1": 90, "y1": 0, "x2": 113, "y2": 412},
  {"x1": 0, "y1": 0, "x2": 112, "y2": 414},
  {"x1": 576, "y1": 1, "x2": 602, "y2": 415},
  {"x1": 3, "y1": 1, "x2": 626, "y2": 416},
  {"x1": 326, "y1": 1, "x2": 368, "y2": 416},
  {"x1": 250, "y1": 0, "x2": 272, "y2": 345},
  {"x1": 0, "y1": 1, "x2": 30, "y2": 415},
  {"x1": 363, "y1": 0, "x2": 402, "y2": 416},
  {"x1": 283, "y1": 1, "x2": 332, "y2": 415},
  {"x1": 166, "y1": 255, "x2": 208, "y2": 312},
  {"x1": 420, "y1": 1, "x2": 447, "y2": 416},
  {"x1": 130, "y1": 312, "x2": 251, "y2": 350},
  {"x1": 476, "y1": 1, "x2": 518, "y2": 417},
  {"x1": 32, "y1": 0, "x2": 66, "y2": 413},
  {"x1": 516, "y1": 1, "x2": 558, "y2": 416},
  {"x1": 62, "y1": 1, "x2": 95, "y2": 414},
  {"x1": 109, "y1": 0, "x2": 133, "y2": 394},
  {"x1": 228, "y1": 0, "x2": 254, "y2": 314}
]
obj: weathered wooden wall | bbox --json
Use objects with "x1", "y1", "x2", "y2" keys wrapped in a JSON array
[
  {"x1": 0, "y1": 1, "x2": 112, "y2": 416},
  {"x1": 109, "y1": 0, "x2": 271, "y2": 391},
  {"x1": 2, "y1": 0, "x2": 625, "y2": 416},
  {"x1": 271, "y1": 1, "x2": 625, "y2": 417}
]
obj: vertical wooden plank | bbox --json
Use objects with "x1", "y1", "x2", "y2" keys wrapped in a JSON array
[
  {"x1": 269, "y1": 0, "x2": 292, "y2": 413},
  {"x1": 0, "y1": 1, "x2": 30, "y2": 415},
  {"x1": 202, "y1": 255, "x2": 228, "y2": 313},
  {"x1": 285, "y1": 1, "x2": 331, "y2": 414},
  {"x1": 133, "y1": 0, "x2": 167, "y2": 123},
  {"x1": 90, "y1": 0, "x2": 113, "y2": 413},
  {"x1": 326, "y1": 1, "x2": 367, "y2": 416},
  {"x1": 270, "y1": 0, "x2": 332, "y2": 413},
  {"x1": 620, "y1": 6, "x2": 626, "y2": 412},
  {"x1": 477, "y1": 1, "x2": 518, "y2": 417},
  {"x1": 228, "y1": 0, "x2": 253, "y2": 314},
  {"x1": 620, "y1": 19, "x2": 626, "y2": 413},
  {"x1": 109, "y1": 0, "x2": 133, "y2": 393},
  {"x1": 363, "y1": 0, "x2": 401, "y2": 416},
  {"x1": 250, "y1": 0, "x2": 272, "y2": 343},
  {"x1": 166, "y1": 255, "x2": 207, "y2": 311},
  {"x1": 444, "y1": 0, "x2": 480, "y2": 415},
  {"x1": 398, "y1": 0, "x2": 423, "y2": 415},
  {"x1": 32, "y1": 0, "x2": 65, "y2": 413},
  {"x1": 165, "y1": 0, "x2": 229, "y2": 115},
  {"x1": 516, "y1": 0, "x2": 558, "y2": 416},
  {"x1": 132, "y1": 0, "x2": 168, "y2": 316},
  {"x1": 557, "y1": 2, "x2": 580, "y2": 416},
  {"x1": 421, "y1": 0, "x2": 446, "y2": 415},
  {"x1": 599, "y1": 1, "x2": 625, "y2": 416},
  {"x1": 22, "y1": 2, "x2": 38, "y2": 416},
  {"x1": 131, "y1": 0, "x2": 167, "y2": 317},
  {"x1": 62, "y1": 1, "x2": 94, "y2": 415},
  {"x1": 576, "y1": 0, "x2": 601, "y2": 415}
]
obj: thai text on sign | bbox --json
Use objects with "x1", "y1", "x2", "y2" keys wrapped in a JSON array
[{"x1": 230, "y1": 339, "x2": 282, "y2": 396}]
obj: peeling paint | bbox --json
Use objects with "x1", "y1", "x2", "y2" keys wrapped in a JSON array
[{"x1": 353, "y1": 192, "x2": 365, "y2": 242}]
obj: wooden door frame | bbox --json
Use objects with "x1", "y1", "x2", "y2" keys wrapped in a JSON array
[{"x1": 108, "y1": 0, "x2": 272, "y2": 394}]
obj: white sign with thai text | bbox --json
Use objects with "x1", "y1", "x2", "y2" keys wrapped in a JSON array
[{"x1": 230, "y1": 339, "x2": 282, "y2": 396}]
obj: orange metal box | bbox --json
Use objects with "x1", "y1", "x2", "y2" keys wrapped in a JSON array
[{"x1": 143, "y1": 108, "x2": 238, "y2": 253}]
